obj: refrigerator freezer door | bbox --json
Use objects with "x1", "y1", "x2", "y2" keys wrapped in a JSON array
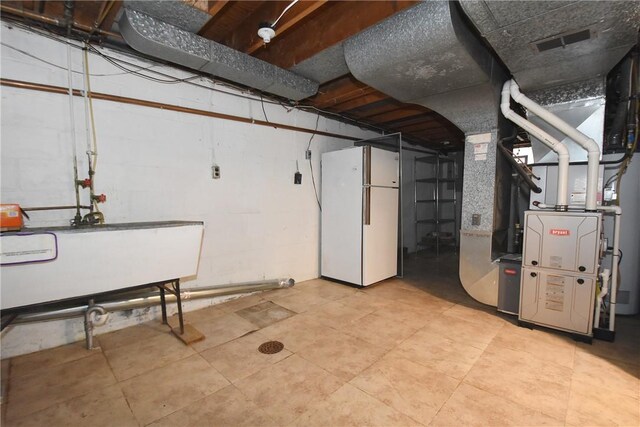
[
  {"x1": 321, "y1": 147, "x2": 364, "y2": 285},
  {"x1": 369, "y1": 147, "x2": 399, "y2": 187},
  {"x1": 362, "y1": 186, "x2": 399, "y2": 286}
]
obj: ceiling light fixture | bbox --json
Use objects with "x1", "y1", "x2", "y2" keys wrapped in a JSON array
[{"x1": 257, "y1": 0, "x2": 299, "y2": 45}]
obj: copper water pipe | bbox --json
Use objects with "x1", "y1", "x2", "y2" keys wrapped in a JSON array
[{"x1": 0, "y1": 4, "x2": 121, "y2": 39}]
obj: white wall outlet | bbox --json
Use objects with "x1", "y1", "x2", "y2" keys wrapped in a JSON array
[
  {"x1": 212, "y1": 164, "x2": 221, "y2": 179},
  {"x1": 305, "y1": 150, "x2": 312, "y2": 160}
]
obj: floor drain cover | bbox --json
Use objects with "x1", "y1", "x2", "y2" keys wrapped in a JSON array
[{"x1": 258, "y1": 341, "x2": 284, "y2": 354}]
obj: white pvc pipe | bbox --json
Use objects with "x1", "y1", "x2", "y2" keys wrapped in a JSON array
[
  {"x1": 501, "y1": 81, "x2": 570, "y2": 208},
  {"x1": 604, "y1": 205, "x2": 622, "y2": 332},
  {"x1": 509, "y1": 81, "x2": 600, "y2": 211},
  {"x1": 534, "y1": 202, "x2": 621, "y2": 332},
  {"x1": 594, "y1": 268, "x2": 609, "y2": 329}
]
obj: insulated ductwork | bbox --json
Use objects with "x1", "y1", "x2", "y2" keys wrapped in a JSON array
[
  {"x1": 342, "y1": 2, "x2": 508, "y2": 306},
  {"x1": 459, "y1": 1, "x2": 640, "y2": 91},
  {"x1": 291, "y1": 44, "x2": 350, "y2": 85},
  {"x1": 118, "y1": 4, "x2": 318, "y2": 101},
  {"x1": 343, "y1": 2, "x2": 505, "y2": 134}
]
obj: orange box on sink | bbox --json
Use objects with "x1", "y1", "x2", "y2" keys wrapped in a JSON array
[{"x1": 0, "y1": 204, "x2": 24, "y2": 231}]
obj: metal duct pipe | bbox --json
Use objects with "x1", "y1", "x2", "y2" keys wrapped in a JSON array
[
  {"x1": 118, "y1": 7, "x2": 318, "y2": 101},
  {"x1": 501, "y1": 80, "x2": 570, "y2": 210},
  {"x1": 509, "y1": 81, "x2": 601, "y2": 211},
  {"x1": 14, "y1": 278, "x2": 295, "y2": 324}
]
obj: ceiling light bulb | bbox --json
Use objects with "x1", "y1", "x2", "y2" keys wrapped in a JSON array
[{"x1": 258, "y1": 26, "x2": 276, "y2": 44}]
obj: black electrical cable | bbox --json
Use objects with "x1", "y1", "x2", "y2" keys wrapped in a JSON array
[
  {"x1": 308, "y1": 114, "x2": 322, "y2": 211},
  {"x1": 604, "y1": 172, "x2": 620, "y2": 189},
  {"x1": 86, "y1": 43, "x2": 386, "y2": 132},
  {"x1": 260, "y1": 94, "x2": 277, "y2": 129},
  {"x1": 86, "y1": 44, "x2": 203, "y2": 84},
  {"x1": 3, "y1": 20, "x2": 390, "y2": 135},
  {"x1": 0, "y1": 41, "x2": 157, "y2": 76}
]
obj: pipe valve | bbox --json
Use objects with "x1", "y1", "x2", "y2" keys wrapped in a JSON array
[
  {"x1": 92, "y1": 194, "x2": 107, "y2": 203},
  {"x1": 77, "y1": 178, "x2": 92, "y2": 188}
]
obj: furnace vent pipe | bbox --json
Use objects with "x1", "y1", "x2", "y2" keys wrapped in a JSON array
[
  {"x1": 509, "y1": 81, "x2": 600, "y2": 211},
  {"x1": 501, "y1": 80, "x2": 570, "y2": 209}
]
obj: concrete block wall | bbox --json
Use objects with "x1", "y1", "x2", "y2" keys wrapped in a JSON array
[{"x1": 0, "y1": 23, "x2": 377, "y2": 357}]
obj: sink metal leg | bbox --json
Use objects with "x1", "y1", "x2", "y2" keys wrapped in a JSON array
[
  {"x1": 159, "y1": 285, "x2": 167, "y2": 325},
  {"x1": 173, "y1": 279, "x2": 184, "y2": 335}
]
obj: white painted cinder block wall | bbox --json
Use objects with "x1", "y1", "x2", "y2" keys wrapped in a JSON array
[{"x1": 0, "y1": 24, "x2": 378, "y2": 357}]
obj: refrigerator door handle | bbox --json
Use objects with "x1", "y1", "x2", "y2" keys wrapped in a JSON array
[
  {"x1": 363, "y1": 145, "x2": 371, "y2": 186},
  {"x1": 363, "y1": 186, "x2": 371, "y2": 225}
]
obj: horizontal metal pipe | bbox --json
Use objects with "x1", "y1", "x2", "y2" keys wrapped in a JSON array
[
  {"x1": 0, "y1": 4, "x2": 121, "y2": 39},
  {"x1": 22, "y1": 205, "x2": 92, "y2": 212},
  {"x1": 14, "y1": 278, "x2": 295, "y2": 324},
  {"x1": 0, "y1": 78, "x2": 361, "y2": 142}
]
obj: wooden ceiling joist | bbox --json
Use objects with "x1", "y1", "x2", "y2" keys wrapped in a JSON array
[
  {"x1": 330, "y1": 92, "x2": 389, "y2": 112},
  {"x1": 206, "y1": 0, "x2": 230, "y2": 17},
  {"x1": 221, "y1": 0, "x2": 328, "y2": 55},
  {"x1": 198, "y1": 1, "x2": 265, "y2": 41},
  {"x1": 351, "y1": 100, "x2": 406, "y2": 118},
  {"x1": 366, "y1": 107, "x2": 429, "y2": 124},
  {"x1": 399, "y1": 121, "x2": 445, "y2": 133},
  {"x1": 0, "y1": 0, "x2": 464, "y2": 150},
  {"x1": 253, "y1": 0, "x2": 419, "y2": 68}
]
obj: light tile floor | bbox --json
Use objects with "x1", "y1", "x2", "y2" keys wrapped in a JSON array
[{"x1": 2, "y1": 253, "x2": 639, "y2": 426}]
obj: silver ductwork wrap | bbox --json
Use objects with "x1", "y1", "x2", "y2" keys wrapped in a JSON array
[
  {"x1": 459, "y1": 1, "x2": 640, "y2": 91},
  {"x1": 119, "y1": 5, "x2": 318, "y2": 101},
  {"x1": 343, "y1": 2, "x2": 507, "y2": 306},
  {"x1": 343, "y1": 2, "x2": 504, "y2": 134},
  {"x1": 526, "y1": 79, "x2": 606, "y2": 164}
]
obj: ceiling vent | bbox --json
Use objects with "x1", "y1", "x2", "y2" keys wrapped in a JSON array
[{"x1": 534, "y1": 29, "x2": 594, "y2": 53}]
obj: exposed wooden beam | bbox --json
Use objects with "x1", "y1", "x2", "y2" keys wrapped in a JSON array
[
  {"x1": 221, "y1": 1, "x2": 328, "y2": 55},
  {"x1": 207, "y1": 0, "x2": 230, "y2": 17},
  {"x1": 199, "y1": 1, "x2": 265, "y2": 41},
  {"x1": 307, "y1": 75, "x2": 367, "y2": 105},
  {"x1": 399, "y1": 120, "x2": 447, "y2": 133},
  {"x1": 350, "y1": 100, "x2": 403, "y2": 118},
  {"x1": 316, "y1": 86, "x2": 376, "y2": 109},
  {"x1": 183, "y1": 0, "x2": 209, "y2": 13},
  {"x1": 330, "y1": 92, "x2": 389, "y2": 112},
  {"x1": 371, "y1": 109, "x2": 432, "y2": 124},
  {"x1": 254, "y1": 1, "x2": 419, "y2": 68},
  {"x1": 97, "y1": 1, "x2": 122, "y2": 33}
]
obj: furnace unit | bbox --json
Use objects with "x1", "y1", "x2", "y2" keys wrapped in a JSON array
[{"x1": 519, "y1": 211, "x2": 602, "y2": 338}]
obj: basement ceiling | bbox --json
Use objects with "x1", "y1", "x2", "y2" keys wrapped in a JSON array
[{"x1": 0, "y1": 0, "x2": 465, "y2": 150}]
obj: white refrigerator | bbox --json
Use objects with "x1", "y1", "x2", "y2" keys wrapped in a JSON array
[{"x1": 321, "y1": 146, "x2": 399, "y2": 286}]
